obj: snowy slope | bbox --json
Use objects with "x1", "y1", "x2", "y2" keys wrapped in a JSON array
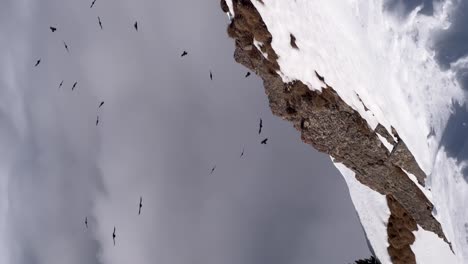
[
  {"x1": 334, "y1": 162, "x2": 392, "y2": 264},
  {"x1": 227, "y1": 0, "x2": 468, "y2": 263}
]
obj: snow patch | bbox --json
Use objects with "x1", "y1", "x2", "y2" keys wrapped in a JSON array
[
  {"x1": 253, "y1": 39, "x2": 268, "y2": 59},
  {"x1": 333, "y1": 161, "x2": 392, "y2": 264},
  {"x1": 225, "y1": 0, "x2": 234, "y2": 19},
  {"x1": 377, "y1": 134, "x2": 394, "y2": 152},
  {"x1": 412, "y1": 225, "x2": 457, "y2": 263}
]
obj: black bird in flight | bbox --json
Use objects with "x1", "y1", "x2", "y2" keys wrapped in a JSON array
[
  {"x1": 90, "y1": 0, "x2": 97, "y2": 8},
  {"x1": 85, "y1": 217, "x2": 88, "y2": 229},
  {"x1": 98, "y1": 101, "x2": 104, "y2": 108},
  {"x1": 98, "y1": 16, "x2": 103, "y2": 30},
  {"x1": 63, "y1": 41, "x2": 69, "y2": 53},
  {"x1": 138, "y1": 196, "x2": 142, "y2": 215},
  {"x1": 72, "y1": 82, "x2": 77, "y2": 91},
  {"x1": 258, "y1": 118, "x2": 263, "y2": 134},
  {"x1": 181, "y1": 51, "x2": 188, "y2": 57},
  {"x1": 240, "y1": 148, "x2": 244, "y2": 158},
  {"x1": 34, "y1": 59, "x2": 41, "y2": 67},
  {"x1": 210, "y1": 166, "x2": 216, "y2": 175},
  {"x1": 261, "y1": 138, "x2": 268, "y2": 145},
  {"x1": 134, "y1": 21, "x2": 138, "y2": 31},
  {"x1": 315, "y1": 70, "x2": 325, "y2": 82},
  {"x1": 58, "y1": 80, "x2": 63, "y2": 89},
  {"x1": 112, "y1": 227, "x2": 116, "y2": 246},
  {"x1": 210, "y1": 71, "x2": 213, "y2": 80},
  {"x1": 96, "y1": 116, "x2": 99, "y2": 126},
  {"x1": 50, "y1": 26, "x2": 57, "y2": 32},
  {"x1": 245, "y1": 72, "x2": 251, "y2": 78}
]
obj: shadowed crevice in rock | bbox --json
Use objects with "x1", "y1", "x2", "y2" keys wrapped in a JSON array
[{"x1": 220, "y1": 0, "x2": 449, "y2": 258}]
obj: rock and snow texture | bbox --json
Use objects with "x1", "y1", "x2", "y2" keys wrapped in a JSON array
[
  {"x1": 240, "y1": 0, "x2": 468, "y2": 263},
  {"x1": 334, "y1": 162, "x2": 392, "y2": 264}
]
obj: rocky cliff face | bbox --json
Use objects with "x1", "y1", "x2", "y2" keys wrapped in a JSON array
[{"x1": 220, "y1": 0, "x2": 449, "y2": 262}]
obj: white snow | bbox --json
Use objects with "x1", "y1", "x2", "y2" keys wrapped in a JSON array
[
  {"x1": 225, "y1": 0, "x2": 234, "y2": 18},
  {"x1": 402, "y1": 169, "x2": 433, "y2": 203},
  {"x1": 412, "y1": 225, "x2": 457, "y2": 263},
  {"x1": 334, "y1": 162, "x2": 392, "y2": 264},
  {"x1": 253, "y1": 39, "x2": 269, "y2": 59},
  {"x1": 377, "y1": 134, "x2": 394, "y2": 153},
  {"x1": 246, "y1": 0, "x2": 468, "y2": 262}
]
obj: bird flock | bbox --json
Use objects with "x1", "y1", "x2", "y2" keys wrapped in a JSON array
[{"x1": 34, "y1": 0, "x2": 267, "y2": 247}]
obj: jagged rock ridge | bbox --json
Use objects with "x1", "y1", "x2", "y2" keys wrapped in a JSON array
[{"x1": 220, "y1": 0, "x2": 449, "y2": 262}]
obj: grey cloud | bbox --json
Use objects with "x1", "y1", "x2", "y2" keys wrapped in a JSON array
[{"x1": 1, "y1": 1, "x2": 373, "y2": 264}]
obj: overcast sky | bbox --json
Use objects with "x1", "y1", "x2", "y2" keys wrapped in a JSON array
[
  {"x1": 1, "y1": 0, "x2": 468, "y2": 264},
  {"x1": 0, "y1": 0, "x2": 371, "y2": 264}
]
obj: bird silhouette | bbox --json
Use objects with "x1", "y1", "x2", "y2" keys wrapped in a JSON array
[
  {"x1": 139, "y1": 196, "x2": 142, "y2": 215},
  {"x1": 63, "y1": 41, "x2": 69, "y2": 53},
  {"x1": 261, "y1": 138, "x2": 268, "y2": 145},
  {"x1": 210, "y1": 71, "x2": 213, "y2": 80},
  {"x1": 34, "y1": 59, "x2": 41, "y2": 67},
  {"x1": 258, "y1": 118, "x2": 263, "y2": 134},
  {"x1": 240, "y1": 148, "x2": 244, "y2": 158},
  {"x1": 181, "y1": 51, "x2": 188, "y2": 57},
  {"x1": 315, "y1": 70, "x2": 325, "y2": 82},
  {"x1": 98, "y1": 101, "x2": 104, "y2": 108},
  {"x1": 210, "y1": 166, "x2": 216, "y2": 175},
  {"x1": 134, "y1": 21, "x2": 138, "y2": 31},
  {"x1": 72, "y1": 82, "x2": 77, "y2": 91},
  {"x1": 90, "y1": 0, "x2": 97, "y2": 8},
  {"x1": 50, "y1": 26, "x2": 57, "y2": 32},
  {"x1": 96, "y1": 116, "x2": 99, "y2": 126},
  {"x1": 98, "y1": 16, "x2": 103, "y2": 30},
  {"x1": 245, "y1": 72, "x2": 251, "y2": 78},
  {"x1": 85, "y1": 217, "x2": 88, "y2": 229},
  {"x1": 112, "y1": 227, "x2": 116, "y2": 246},
  {"x1": 58, "y1": 80, "x2": 63, "y2": 89}
]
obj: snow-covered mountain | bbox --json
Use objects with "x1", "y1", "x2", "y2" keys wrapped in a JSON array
[{"x1": 221, "y1": 0, "x2": 468, "y2": 263}]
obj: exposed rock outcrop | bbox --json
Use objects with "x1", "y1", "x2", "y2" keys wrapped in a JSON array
[{"x1": 220, "y1": 0, "x2": 450, "y2": 259}]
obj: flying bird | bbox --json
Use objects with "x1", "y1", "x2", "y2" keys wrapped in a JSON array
[
  {"x1": 210, "y1": 71, "x2": 213, "y2": 80},
  {"x1": 258, "y1": 118, "x2": 263, "y2": 134},
  {"x1": 240, "y1": 148, "x2": 244, "y2": 158},
  {"x1": 63, "y1": 41, "x2": 69, "y2": 53},
  {"x1": 50, "y1": 26, "x2": 57, "y2": 32},
  {"x1": 98, "y1": 16, "x2": 103, "y2": 30},
  {"x1": 96, "y1": 116, "x2": 99, "y2": 126},
  {"x1": 34, "y1": 59, "x2": 41, "y2": 67},
  {"x1": 85, "y1": 217, "x2": 88, "y2": 229},
  {"x1": 98, "y1": 101, "x2": 104, "y2": 108},
  {"x1": 315, "y1": 70, "x2": 325, "y2": 82},
  {"x1": 210, "y1": 166, "x2": 216, "y2": 175},
  {"x1": 138, "y1": 196, "x2": 142, "y2": 215},
  {"x1": 72, "y1": 82, "x2": 77, "y2": 91},
  {"x1": 261, "y1": 138, "x2": 268, "y2": 145},
  {"x1": 134, "y1": 21, "x2": 138, "y2": 31},
  {"x1": 245, "y1": 72, "x2": 251, "y2": 78},
  {"x1": 112, "y1": 227, "x2": 116, "y2": 246},
  {"x1": 90, "y1": 0, "x2": 97, "y2": 8},
  {"x1": 181, "y1": 51, "x2": 188, "y2": 57},
  {"x1": 58, "y1": 80, "x2": 63, "y2": 89}
]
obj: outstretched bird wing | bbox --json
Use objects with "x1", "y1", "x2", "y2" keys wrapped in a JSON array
[
  {"x1": 63, "y1": 41, "x2": 69, "y2": 53},
  {"x1": 90, "y1": 0, "x2": 96, "y2": 8},
  {"x1": 258, "y1": 119, "x2": 262, "y2": 134}
]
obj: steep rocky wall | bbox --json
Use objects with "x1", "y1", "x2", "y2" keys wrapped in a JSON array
[{"x1": 220, "y1": 0, "x2": 450, "y2": 260}]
